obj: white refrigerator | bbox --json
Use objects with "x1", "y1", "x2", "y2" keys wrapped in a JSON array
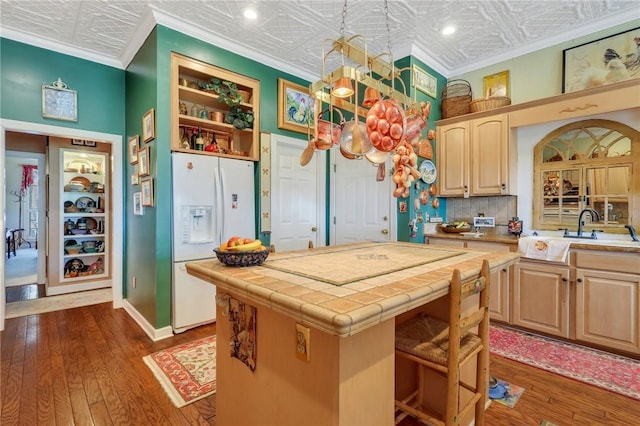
[{"x1": 171, "y1": 152, "x2": 255, "y2": 333}]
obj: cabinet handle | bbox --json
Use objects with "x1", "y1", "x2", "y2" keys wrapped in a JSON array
[
  {"x1": 502, "y1": 268, "x2": 507, "y2": 272},
  {"x1": 562, "y1": 277, "x2": 568, "y2": 282},
  {"x1": 577, "y1": 278, "x2": 583, "y2": 283}
]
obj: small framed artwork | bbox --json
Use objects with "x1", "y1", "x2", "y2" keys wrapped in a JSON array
[
  {"x1": 141, "y1": 177, "x2": 154, "y2": 207},
  {"x1": 563, "y1": 27, "x2": 640, "y2": 93},
  {"x1": 277, "y1": 78, "x2": 317, "y2": 134},
  {"x1": 42, "y1": 78, "x2": 77, "y2": 122},
  {"x1": 137, "y1": 146, "x2": 150, "y2": 177},
  {"x1": 133, "y1": 192, "x2": 144, "y2": 216},
  {"x1": 131, "y1": 172, "x2": 139, "y2": 185},
  {"x1": 71, "y1": 139, "x2": 85, "y2": 146},
  {"x1": 128, "y1": 135, "x2": 139, "y2": 164},
  {"x1": 142, "y1": 108, "x2": 156, "y2": 143},
  {"x1": 412, "y1": 65, "x2": 437, "y2": 98},
  {"x1": 84, "y1": 140, "x2": 96, "y2": 147},
  {"x1": 483, "y1": 70, "x2": 509, "y2": 97}
]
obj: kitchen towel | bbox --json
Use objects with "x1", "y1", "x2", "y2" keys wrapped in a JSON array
[{"x1": 518, "y1": 237, "x2": 572, "y2": 262}]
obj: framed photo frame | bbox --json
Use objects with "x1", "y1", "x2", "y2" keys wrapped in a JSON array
[
  {"x1": 137, "y1": 146, "x2": 150, "y2": 177},
  {"x1": 42, "y1": 78, "x2": 77, "y2": 122},
  {"x1": 483, "y1": 70, "x2": 510, "y2": 97},
  {"x1": 277, "y1": 78, "x2": 317, "y2": 134},
  {"x1": 562, "y1": 27, "x2": 640, "y2": 93},
  {"x1": 141, "y1": 177, "x2": 154, "y2": 207},
  {"x1": 133, "y1": 192, "x2": 144, "y2": 216},
  {"x1": 131, "y1": 172, "x2": 139, "y2": 185},
  {"x1": 128, "y1": 135, "x2": 139, "y2": 164},
  {"x1": 71, "y1": 139, "x2": 85, "y2": 146},
  {"x1": 84, "y1": 140, "x2": 96, "y2": 147},
  {"x1": 412, "y1": 65, "x2": 437, "y2": 98},
  {"x1": 142, "y1": 108, "x2": 156, "y2": 143}
]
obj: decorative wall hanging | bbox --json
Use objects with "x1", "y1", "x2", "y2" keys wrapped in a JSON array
[
  {"x1": 483, "y1": 70, "x2": 510, "y2": 97},
  {"x1": 133, "y1": 192, "x2": 144, "y2": 215},
  {"x1": 128, "y1": 135, "x2": 140, "y2": 164},
  {"x1": 563, "y1": 26, "x2": 640, "y2": 93},
  {"x1": 42, "y1": 78, "x2": 77, "y2": 122},
  {"x1": 229, "y1": 296, "x2": 257, "y2": 371},
  {"x1": 412, "y1": 65, "x2": 437, "y2": 98},
  {"x1": 141, "y1": 177, "x2": 154, "y2": 207},
  {"x1": 137, "y1": 146, "x2": 150, "y2": 177},
  {"x1": 277, "y1": 79, "x2": 318, "y2": 134}
]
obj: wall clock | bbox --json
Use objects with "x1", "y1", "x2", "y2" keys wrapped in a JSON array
[{"x1": 42, "y1": 78, "x2": 77, "y2": 122}]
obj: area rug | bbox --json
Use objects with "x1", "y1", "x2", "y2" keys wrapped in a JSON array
[
  {"x1": 489, "y1": 324, "x2": 640, "y2": 400},
  {"x1": 143, "y1": 335, "x2": 217, "y2": 407}
]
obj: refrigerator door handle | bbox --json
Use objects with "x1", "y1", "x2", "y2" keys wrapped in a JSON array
[
  {"x1": 219, "y1": 166, "x2": 227, "y2": 240},
  {"x1": 213, "y1": 166, "x2": 224, "y2": 244}
]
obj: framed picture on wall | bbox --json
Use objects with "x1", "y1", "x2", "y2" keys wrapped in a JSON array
[
  {"x1": 128, "y1": 135, "x2": 139, "y2": 164},
  {"x1": 137, "y1": 146, "x2": 150, "y2": 177},
  {"x1": 141, "y1": 177, "x2": 154, "y2": 207},
  {"x1": 42, "y1": 78, "x2": 77, "y2": 122},
  {"x1": 133, "y1": 192, "x2": 144, "y2": 215},
  {"x1": 142, "y1": 108, "x2": 156, "y2": 143},
  {"x1": 483, "y1": 70, "x2": 510, "y2": 97},
  {"x1": 562, "y1": 27, "x2": 640, "y2": 93},
  {"x1": 277, "y1": 78, "x2": 317, "y2": 134},
  {"x1": 412, "y1": 65, "x2": 437, "y2": 98}
]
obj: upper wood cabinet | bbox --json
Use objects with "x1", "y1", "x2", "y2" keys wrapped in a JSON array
[
  {"x1": 533, "y1": 119, "x2": 640, "y2": 232},
  {"x1": 437, "y1": 113, "x2": 514, "y2": 197},
  {"x1": 170, "y1": 53, "x2": 260, "y2": 161}
]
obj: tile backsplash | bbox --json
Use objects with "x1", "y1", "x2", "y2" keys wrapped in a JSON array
[{"x1": 447, "y1": 196, "x2": 517, "y2": 236}]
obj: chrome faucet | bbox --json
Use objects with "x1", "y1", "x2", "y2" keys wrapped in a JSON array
[{"x1": 577, "y1": 208, "x2": 601, "y2": 238}]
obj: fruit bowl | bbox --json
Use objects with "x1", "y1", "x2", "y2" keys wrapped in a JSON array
[
  {"x1": 214, "y1": 247, "x2": 270, "y2": 267},
  {"x1": 438, "y1": 223, "x2": 472, "y2": 233}
]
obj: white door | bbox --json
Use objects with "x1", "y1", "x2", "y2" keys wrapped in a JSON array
[
  {"x1": 271, "y1": 134, "x2": 325, "y2": 252},
  {"x1": 331, "y1": 150, "x2": 395, "y2": 244}
]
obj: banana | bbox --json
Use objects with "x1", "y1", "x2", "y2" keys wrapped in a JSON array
[{"x1": 228, "y1": 239, "x2": 262, "y2": 252}]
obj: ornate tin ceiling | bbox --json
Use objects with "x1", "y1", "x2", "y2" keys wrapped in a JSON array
[{"x1": 0, "y1": 0, "x2": 637, "y2": 79}]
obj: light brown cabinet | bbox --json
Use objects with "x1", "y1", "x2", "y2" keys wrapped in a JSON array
[
  {"x1": 512, "y1": 260, "x2": 570, "y2": 338},
  {"x1": 574, "y1": 251, "x2": 640, "y2": 354},
  {"x1": 170, "y1": 53, "x2": 260, "y2": 161},
  {"x1": 436, "y1": 114, "x2": 514, "y2": 197}
]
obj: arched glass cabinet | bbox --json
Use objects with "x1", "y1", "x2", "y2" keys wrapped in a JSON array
[{"x1": 533, "y1": 119, "x2": 639, "y2": 232}]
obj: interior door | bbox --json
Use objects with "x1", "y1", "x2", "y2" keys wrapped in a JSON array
[
  {"x1": 271, "y1": 134, "x2": 324, "y2": 252},
  {"x1": 332, "y1": 151, "x2": 394, "y2": 244}
]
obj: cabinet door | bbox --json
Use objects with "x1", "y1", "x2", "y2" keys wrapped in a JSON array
[
  {"x1": 576, "y1": 269, "x2": 640, "y2": 354},
  {"x1": 437, "y1": 121, "x2": 469, "y2": 197},
  {"x1": 470, "y1": 115, "x2": 509, "y2": 195},
  {"x1": 513, "y1": 261, "x2": 570, "y2": 337},
  {"x1": 467, "y1": 240, "x2": 512, "y2": 322}
]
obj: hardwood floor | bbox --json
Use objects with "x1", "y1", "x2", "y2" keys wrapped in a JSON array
[
  {"x1": 5, "y1": 283, "x2": 46, "y2": 303},
  {"x1": 2, "y1": 303, "x2": 639, "y2": 425}
]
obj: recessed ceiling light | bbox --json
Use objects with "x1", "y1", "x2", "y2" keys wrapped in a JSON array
[
  {"x1": 243, "y1": 7, "x2": 258, "y2": 20},
  {"x1": 441, "y1": 26, "x2": 456, "y2": 36}
]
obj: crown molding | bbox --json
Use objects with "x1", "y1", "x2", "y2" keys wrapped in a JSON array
[
  {"x1": 0, "y1": 26, "x2": 123, "y2": 69},
  {"x1": 119, "y1": 6, "x2": 158, "y2": 69},
  {"x1": 152, "y1": 9, "x2": 319, "y2": 83}
]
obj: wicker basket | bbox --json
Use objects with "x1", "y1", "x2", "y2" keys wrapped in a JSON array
[
  {"x1": 214, "y1": 247, "x2": 270, "y2": 267},
  {"x1": 441, "y1": 79, "x2": 472, "y2": 119},
  {"x1": 438, "y1": 223, "x2": 472, "y2": 234},
  {"x1": 469, "y1": 96, "x2": 511, "y2": 113}
]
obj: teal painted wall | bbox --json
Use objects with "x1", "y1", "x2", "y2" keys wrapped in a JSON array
[
  {"x1": 0, "y1": 38, "x2": 125, "y2": 133},
  {"x1": 125, "y1": 29, "x2": 161, "y2": 325}
]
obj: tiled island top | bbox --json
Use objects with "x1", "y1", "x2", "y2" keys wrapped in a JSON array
[{"x1": 186, "y1": 241, "x2": 519, "y2": 337}]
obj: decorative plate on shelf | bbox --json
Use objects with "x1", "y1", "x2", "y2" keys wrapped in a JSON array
[
  {"x1": 70, "y1": 176, "x2": 91, "y2": 190},
  {"x1": 75, "y1": 196, "x2": 95, "y2": 211},
  {"x1": 419, "y1": 160, "x2": 437, "y2": 184}
]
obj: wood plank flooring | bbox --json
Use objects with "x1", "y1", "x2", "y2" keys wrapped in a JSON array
[
  {"x1": 5, "y1": 283, "x2": 46, "y2": 303},
  {"x1": 2, "y1": 302, "x2": 639, "y2": 425}
]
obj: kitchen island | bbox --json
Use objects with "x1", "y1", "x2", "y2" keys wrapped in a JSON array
[{"x1": 186, "y1": 241, "x2": 519, "y2": 426}]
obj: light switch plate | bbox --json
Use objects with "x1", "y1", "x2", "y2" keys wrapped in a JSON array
[{"x1": 295, "y1": 323, "x2": 310, "y2": 362}]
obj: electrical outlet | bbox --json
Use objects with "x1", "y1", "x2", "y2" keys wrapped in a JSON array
[
  {"x1": 132, "y1": 276, "x2": 136, "y2": 289},
  {"x1": 295, "y1": 323, "x2": 310, "y2": 362}
]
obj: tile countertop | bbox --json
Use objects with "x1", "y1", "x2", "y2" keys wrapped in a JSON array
[
  {"x1": 186, "y1": 241, "x2": 519, "y2": 337},
  {"x1": 424, "y1": 232, "x2": 640, "y2": 253}
]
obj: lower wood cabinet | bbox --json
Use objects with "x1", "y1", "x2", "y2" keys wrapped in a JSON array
[{"x1": 512, "y1": 261, "x2": 570, "y2": 338}]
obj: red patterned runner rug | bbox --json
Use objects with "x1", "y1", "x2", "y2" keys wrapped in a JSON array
[
  {"x1": 143, "y1": 335, "x2": 216, "y2": 407},
  {"x1": 489, "y1": 325, "x2": 640, "y2": 401}
]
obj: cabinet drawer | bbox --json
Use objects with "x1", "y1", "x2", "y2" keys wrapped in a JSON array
[
  {"x1": 427, "y1": 237, "x2": 465, "y2": 248},
  {"x1": 573, "y1": 250, "x2": 640, "y2": 275},
  {"x1": 466, "y1": 241, "x2": 512, "y2": 252}
]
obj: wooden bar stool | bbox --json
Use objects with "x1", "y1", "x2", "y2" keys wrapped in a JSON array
[{"x1": 394, "y1": 259, "x2": 491, "y2": 426}]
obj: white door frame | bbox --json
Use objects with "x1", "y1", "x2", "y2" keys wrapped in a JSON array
[
  {"x1": 270, "y1": 133, "x2": 327, "y2": 249},
  {"x1": 0, "y1": 119, "x2": 124, "y2": 332}
]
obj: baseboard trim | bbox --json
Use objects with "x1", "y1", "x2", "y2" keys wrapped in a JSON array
[{"x1": 122, "y1": 299, "x2": 174, "y2": 341}]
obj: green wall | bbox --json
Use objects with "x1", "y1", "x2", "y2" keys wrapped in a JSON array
[{"x1": 0, "y1": 38, "x2": 125, "y2": 133}]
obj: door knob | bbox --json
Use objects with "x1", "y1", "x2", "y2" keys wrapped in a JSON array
[
  {"x1": 383, "y1": 216, "x2": 388, "y2": 221},
  {"x1": 311, "y1": 227, "x2": 317, "y2": 232},
  {"x1": 381, "y1": 229, "x2": 389, "y2": 234}
]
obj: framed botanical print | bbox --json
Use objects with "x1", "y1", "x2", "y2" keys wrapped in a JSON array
[
  {"x1": 128, "y1": 135, "x2": 139, "y2": 164},
  {"x1": 142, "y1": 108, "x2": 156, "y2": 143},
  {"x1": 137, "y1": 146, "x2": 150, "y2": 177},
  {"x1": 141, "y1": 177, "x2": 154, "y2": 207}
]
